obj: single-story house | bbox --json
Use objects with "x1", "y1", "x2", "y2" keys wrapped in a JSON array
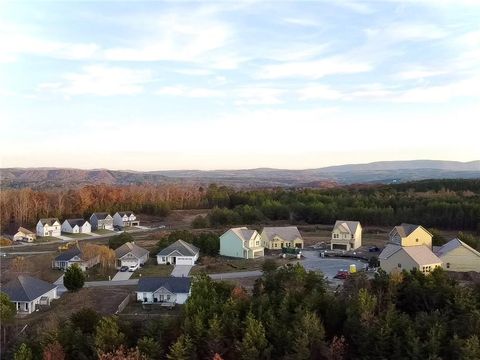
[
  {"x1": 261, "y1": 226, "x2": 304, "y2": 249},
  {"x1": 113, "y1": 211, "x2": 139, "y2": 228},
  {"x1": 379, "y1": 244, "x2": 442, "y2": 274},
  {"x1": 435, "y1": 238, "x2": 480, "y2": 272},
  {"x1": 136, "y1": 277, "x2": 191, "y2": 304},
  {"x1": 61, "y1": 219, "x2": 92, "y2": 234},
  {"x1": 1, "y1": 275, "x2": 57, "y2": 314},
  {"x1": 331, "y1": 220, "x2": 362, "y2": 251},
  {"x1": 388, "y1": 223, "x2": 433, "y2": 249},
  {"x1": 52, "y1": 247, "x2": 99, "y2": 271},
  {"x1": 89, "y1": 212, "x2": 114, "y2": 231},
  {"x1": 115, "y1": 242, "x2": 149, "y2": 269},
  {"x1": 13, "y1": 227, "x2": 36, "y2": 242},
  {"x1": 219, "y1": 227, "x2": 264, "y2": 259},
  {"x1": 157, "y1": 239, "x2": 199, "y2": 265},
  {"x1": 36, "y1": 218, "x2": 61, "y2": 237}
]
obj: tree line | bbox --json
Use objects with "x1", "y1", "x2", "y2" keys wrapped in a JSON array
[{"x1": 3, "y1": 266, "x2": 480, "y2": 359}]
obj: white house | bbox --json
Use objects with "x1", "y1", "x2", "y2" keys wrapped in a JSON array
[
  {"x1": 115, "y1": 242, "x2": 149, "y2": 269},
  {"x1": 89, "y1": 213, "x2": 114, "y2": 231},
  {"x1": 136, "y1": 277, "x2": 191, "y2": 305},
  {"x1": 1, "y1": 275, "x2": 58, "y2": 314},
  {"x1": 219, "y1": 227, "x2": 264, "y2": 259},
  {"x1": 13, "y1": 227, "x2": 36, "y2": 242},
  {"x1": 113, "y1": 211, "x2": 139, "y2": 228},
  {"x1": 52, "y1": 247, "x2": 100, "y2": 271},
  {"x1": 36, "y1": 218, "x2": 61, "y2": 237},
  {"x1": 261, "y1": 226, "x2": 304, "y2": 249},
  {"x1": 157, "y1": 239, "x2": 199, "y2": 265},
  {"x1": 61, "y1": 219, "x2": 91, "y2": 234},
  {"x1": 331, "y1": 220, "x2": 362, "y2": 251}
]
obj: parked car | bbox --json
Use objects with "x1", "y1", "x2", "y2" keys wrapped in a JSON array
[
  {"x1": 333, "y1": 270, "x2": 350, "y2": 279},
  {"x1": 120, "y1": 266, "x2": 129, "y2": 272},
  {"x1": 114, "y1": 225, "x2": 123, "y2": 231},
  {"x1": 369, "y1": 246, "x2": 380, "y2": 252},
  {"x1": 128, "y1": 264, "x2": 139, "y2": 272}
]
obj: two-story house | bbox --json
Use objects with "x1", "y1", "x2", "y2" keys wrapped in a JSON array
[
  {"x1": 261, "y1": 226, "x2": 304, "y2": 249},
  {"x1": 388, "y1": 223, "x2": 433, "y2": 249},
  {"x1": 219, "y1": 227, "x2": 264, "y2": 259},
  {"x1": 61, "y1": 219, "x2": 92, "y2": 234},
  {"x1": 379, "y1": 244, "x2": 442, "y2": 274},
  {"x1": 331, "y1": 220, "x2": 362, "y2": 251},
  {"x1": 36, "y1": 218, "x2": 61, "y2": 237},
  {"x1": 13, "y1": 227, "x2": 36, "y2": 242},
  {"x1": 113, "y1": 211, "x2": 139, "y2": 228},
  {"x1": 89, "y1": 212, "x2": 114, "y2": 231}
]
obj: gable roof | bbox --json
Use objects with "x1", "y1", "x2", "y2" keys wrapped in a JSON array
[
  {"x1": 333, "y1": 221, "x2": 360, "y2": 234},
  {"x1": 392, "y1": 223, "x2": 432, "y2": 238},
  {"x1": 91, "y1": 212, "x2": 111, "y2": 220},
  {"x1": 117, "y1": 211, "x2": 134, "y2": 217},
  {"x1": 1, "y1": 275, "x2": 56, "y2": 302},
  {"x1": 17, "y1": 227, "x2": 34, "y2": 235},
  {"x1": 157, "y1": 240, "x2": 199, "y2": 257},
  {"x1": 64, "y1": 218, "x2": 88, "y2": 228},
  {"x1": 54, "y1": 247, "x2": 82, "y2": 262},
  {"x1": 39, "y1": 218, "x2": 60, "y2": 226},
  {"x1": 227, "y1": 227, "x2": 257, "y2": 242},
  {"x1": 380, "y1": 244, "x2": 441, "y2": 265},
  {"x1": 115, "y1": 242, "x2": 149, "y2": 259},
  {"x1": 262, "y1": 226, "x2": 303, "y2": 242},
  {"x1": 435, "y1": 238, "x2": 480, "y2": 258},
  {"x1": 137, "y1": 277, "x2": 191, "y2": 294}
]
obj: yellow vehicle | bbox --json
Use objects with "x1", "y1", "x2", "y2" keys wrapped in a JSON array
[{"x1": 58, "y1": 241, "x2": 77, "y2": 251}]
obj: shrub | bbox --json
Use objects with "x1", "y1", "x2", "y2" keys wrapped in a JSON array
[{"x1": 63, "y1": 264, "x2": 85, "y2": 291}]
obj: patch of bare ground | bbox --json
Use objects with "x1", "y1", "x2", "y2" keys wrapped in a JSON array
[
  {"x1": 0, "y1": 253, "x2": 60, "y2": 285},
  {"x1": 191, "y1": 254, "x2": 291, "y2": 275},
  {"x1": 139, "y1": 209, "x2": 209, "y2": 229}
]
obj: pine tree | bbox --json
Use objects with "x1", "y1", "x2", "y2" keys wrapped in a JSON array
[
  {"x1": 137, "y1": 337, "x2": 162, "y2": 360},
  {"x1": 462, "y1": 336, "x2": 480, "y2": 360},
  {"x1": 14, "y1": 343, "x2": 33, "y2": 360},
  {"x1": 167, "y1": 335, "x2": 195, "y2": 360},
  {"x1": 238, "y1": 313, "x2": 270, "y2": 360},
  {"x1": 95, "y1": 316, "x2": 125, "y2": 354},
  {"x1": 63, "y1": 264, "x2": 85, "y2": 291}
]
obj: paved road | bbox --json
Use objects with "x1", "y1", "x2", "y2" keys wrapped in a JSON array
[
  {"x1": 112, "y1": 271, "x2": 134, "y2": 281},
  {"x1": 171, "y1": 265, "x2": 192, "y2": 277}
]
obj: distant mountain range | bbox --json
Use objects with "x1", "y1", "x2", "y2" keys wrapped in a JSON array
[{"x1": 1, "y1": 160, "x2": 479, "y2": 190}]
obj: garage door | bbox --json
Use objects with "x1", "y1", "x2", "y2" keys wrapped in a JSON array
[
  {"x1": 121, "y1": 259, "x2": 138, "y2": 266},
  {"x1": 175, "y1": 257, "x2": 193, "y2": 265},
  {"x1": 332, "y1": 244, "x2": 347, "y2": 250}
]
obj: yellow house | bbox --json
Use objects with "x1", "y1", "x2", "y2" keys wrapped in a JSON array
[
  {"x1": 388, "y1": 223, "x2": 433, "y2": 249},
  {"x1": 379, "y1": 244, "x2": 442, "y2": 274},
  {"x1": 435, "y1": 238, "x2": 480, "y2": 272},
  {"x1": 261, "y1": 226, "x2": 304, "y2": 249}
]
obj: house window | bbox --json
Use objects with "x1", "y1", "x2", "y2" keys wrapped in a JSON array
[
  {"x1": 256, "y1": 241, "x2": 259, "y2": 246},
  {"x1": 446, "y1": 263, "x2": 450, "y2": 269},
  {"x1": 397, "y1": 263, "x2": 402, "y2": 268},
  {"x1": 162, "y1": 257, "x2": 166, "y2": 262},
  {"x1": 416, "y1": 238, "x2": 419, "y2": 242},
  {"x1": 351, "y1": 234, "x2": 354, "y2": 239}
]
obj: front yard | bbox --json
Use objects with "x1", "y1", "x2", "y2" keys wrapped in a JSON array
[
  {"x1": 36, "y1": 236, "x2": 59, "y2": 243},
  {"x1": 85, "y1": 265, "x2": 117, "y2": 281},
  {"x1": 93, "y1": 229, "x2": 115, "y2": 235},
  {"x1": 131, "y1": 258, "x2": 173, "y2": 279},
  {"x1": 61, "y1": 232, "x2": 91, "y2": 239}
]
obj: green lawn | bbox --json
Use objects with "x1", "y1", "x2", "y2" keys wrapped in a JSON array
[
  {"x1": 61, "y1": 232, "x2": 91, "y2": 239},
  {"x1": 131, "y1": 259, "x2": 173, "y2": 279},
  {"x1": 93, "y1": 229, "x2": 115, "y2": 235},
  {"x1": 36, "y1": 236, "x2": 60, "y2": 243}
]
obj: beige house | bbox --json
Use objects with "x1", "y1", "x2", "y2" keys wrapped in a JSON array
[
  {"x1": 388, "y1": 223, "x2": 433, "y2": 249},
  {"x1": 435, "y1": 238, "x2": 480, "y2": 272},
  {"x1": 331, "y1": 221, "x2": 362, "y2": 250},
  {"x1": 379, "y1": 244, "x2": 442, "y2": 274},
  {"x1": 13, "y1": 227, "x2": 36, "y2": 242},
  {"x1": 219, "y1": 227, "x2": 264, "y2": 259},
  {"x1": 261, "y1": 226, "x2": 304, "y2": 249}
]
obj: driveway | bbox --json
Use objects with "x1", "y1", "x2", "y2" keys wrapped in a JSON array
[
  {"x1": 54, "y1": 275, "x2": 67, "y2": 295},
  {"x1": 112, "y1": 271, "x2": 134, "y2": 281},
  {"x1": 300, "y1": 250, "x2": 367, "y2": 278},
  {"x1": 171, "y1": 265, "x2": 192, "y2": 277}
]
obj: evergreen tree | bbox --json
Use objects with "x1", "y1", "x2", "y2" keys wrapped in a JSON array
[
  {"x1": 95, "y1": 316, "x2": 125, "y2": 354},
  {"x1": 14, "y1": 343, "x2": 33, "y2": 360},
  {"x1": 63, "y1": 264, "x2": 85, "y2": 291},
  {"x1": 166, "y1": 335, "x2": 195, "y2": 360},
  {"x1": 137, "y1": 337, "x2": 162, "y2": 360},
  {"x1": 238, "y1": 313, "x2": 270, "y2": 360},
  {"x1": 461, "y1": 335, "x2": 480, "y2": 360}
]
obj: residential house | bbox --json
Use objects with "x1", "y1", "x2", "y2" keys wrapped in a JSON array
[
  {"x1": 261, "y1": 226, "x2": 304, "y2": 249},
  {"x1": 219, "y1": 227, "x2": 264, "y2": 259},
  {"x1": 89, "y1": 212, "x2": 114, "y2": 231},
  {"x1": 1, "y1": 275, "x2": 57, "y2": 314},
  {"x1": 379, "y1": 244, "x2": 442, "y2": 274},
  {"x1": 136, "y1": 277, "x2": 191, "y2": 304},
  {"x1": 36, "y1": 218, "x2": 61, "y2": 237},
  {"x1": 435, "y1": 238, "x2": 480, "y2": 272},
  {"x1": 388, "y1": 223, "x2": 433, "y2": 249},
  {"x1": 61, "y1": 219, "x2": 91, "y2": 234},
  {"x1": 13, "y1": 227, "x2": 36, "y2": 242},
  {"x1": 113, "y1": 211, "x2": 139, "y2": 228},
  {"x1": 331, "y1": 220, "x2": 362, "y2": 251},
  {"x1": 157, "y1": 240, "x2": 199, "y2": 265},
  {"x1": 115, "y1": 242, "x2": 149, "y2": 269},
  {"x1": 52, "y1": 247, "x2": 99, "y2": 271}
]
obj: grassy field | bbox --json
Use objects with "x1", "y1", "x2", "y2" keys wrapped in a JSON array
[
  {"x1": 131, "y1": 259, "x2": 173, "y2": 279},
  {"x1": 1, "y1": 253, "x2": 61, "y2": 285},
  {"x1": 191, "y1": 255, "x2": 290, "y2": 275},
  {"x1": 61, "y1": 232, "x2": 91, "y2": 239},
  {"x1": 93, "y1": 229, "x2": 115, "y2": 235},
  {"x1": 36, "y1": 236, "x2": 60, "y2": 243}
]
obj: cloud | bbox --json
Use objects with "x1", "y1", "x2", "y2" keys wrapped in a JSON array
[
  {"x1": 395, "y1": 68, "x2": 447, "y2": 80},
  {"x1": 156, "y1": 85, "x2": 222, "y2": 98},
  {"x1": 39, "y1": 65, "x2": 153, "y2": 96},
  {"x1": 297, "y1": 85, "x2": 344, "y2": 100},
  {"x1": 234, "y1": 87, "x2": 286, "y2": 105}
]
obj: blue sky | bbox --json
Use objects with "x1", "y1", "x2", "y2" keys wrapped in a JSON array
[{"x1": 1, "y1": 0, "x2": 479, "y2": 170}]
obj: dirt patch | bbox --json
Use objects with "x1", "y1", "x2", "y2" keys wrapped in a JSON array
[
  {"x1": 1, "y1": 253, "x2": 60, "y2": 285},
  {"x1": 139, "y1": 209, "x2": 209, "y2": 229}
]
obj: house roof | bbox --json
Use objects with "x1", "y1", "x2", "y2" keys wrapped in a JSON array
[
  {"x1": 115, "y1": 242, "x2": 149, "y2": 259},
  {"x1": 157, "y1": 240, "x2": 199, "y2": 257},
  {"x1": 117, "y1": 211, "x2": 134, "y2": 217},
  {"x1": 392, "y1": 223, "x2": 431, "y2": 238},
  {"x1": 91, "y1": 212, "x2": 111, "y2": 220},
  {"x1": 54, "y1": 247, "x2": 82, "y2": 262},
  {"x1": 64, "y1": 218, "x2": 88, "y2": 227},
  {"x1": 228, "y1": 227, "x2": 257, "y2": 242},
  {"x1": 1, "y1": 275, "x2": 57, "y2": 302},
  {"x1": 262, "y1": 226, "x2": 303, "y2": 242},
  {"x1": 39, "y1": 218, "x2": 60, "y2": 226},
  {"x1": 435, "y1": 238, "x2": 480, "y2": 258},
  {"x1": 137, "y1": 277, "x2": 191, "y2": 294},
  {"x1": 17, "y1": 227, "x2": 34, "y2": 235},
  {"x1": 333, "y1": 221, "x2": 360, "y2": 234},
  {"x1": 380, "y1": 244, "x2": 441, "y2": 265}
]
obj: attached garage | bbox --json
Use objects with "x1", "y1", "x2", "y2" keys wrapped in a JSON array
[{"x1": 332, "y1": 244, "x2": 348, "y2": 250}]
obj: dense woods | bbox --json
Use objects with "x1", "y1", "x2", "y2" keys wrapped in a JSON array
[
  {"x1": 1, "y1": 179, "x2": 480, "y2": 232},
  {"x1": 6, "y1": 267, "x2": 480, "y2": 359}
]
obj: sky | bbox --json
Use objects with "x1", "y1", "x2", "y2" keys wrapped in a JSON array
[{"x1": 0, "y1": 0, "x2": 479, "y2": 171}]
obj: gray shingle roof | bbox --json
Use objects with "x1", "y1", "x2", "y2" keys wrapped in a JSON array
[
  {"x1": 137, "y1": 277, "x2": 191, "y2": 294},
  {"x1": 39, "y1": 218, "x2": 60, "y2": 226},
  {"x1": 227, "y1": 227, "x2": 257, "y2": 242},
  {"x1": 64, "y1": 218, "x2": 88, "y2": 227},
  {"x1": 54, "y1": 247, "x2": 82, "y2": 262},
  {"x1": 157, "y1": 240, "x2": 199, "y2": 257},
  {"x1": 333, "y1": 220, "x2": 361, "y2": 234},
  {"x1": 115, "y1": 242, "x2": 149, "y2": 259},
  {"x1": 262, "y1": 226, "x2": 303, "y2": 242},
  {"x1": 1, "y1": 275, "x2": 57, "y2": 302},
  {"x1": 117, "y1": 211, "x2": 134, "y2": 217},
  {"x1": 380, "y1": 244, "x2": 441, "y2": 265},
  {"x1": 91, "y1": 212, "x2": 111, "y2": 220},
  {"x1": 435, "y1": 238, "x2": 480, "y2": 257}
]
